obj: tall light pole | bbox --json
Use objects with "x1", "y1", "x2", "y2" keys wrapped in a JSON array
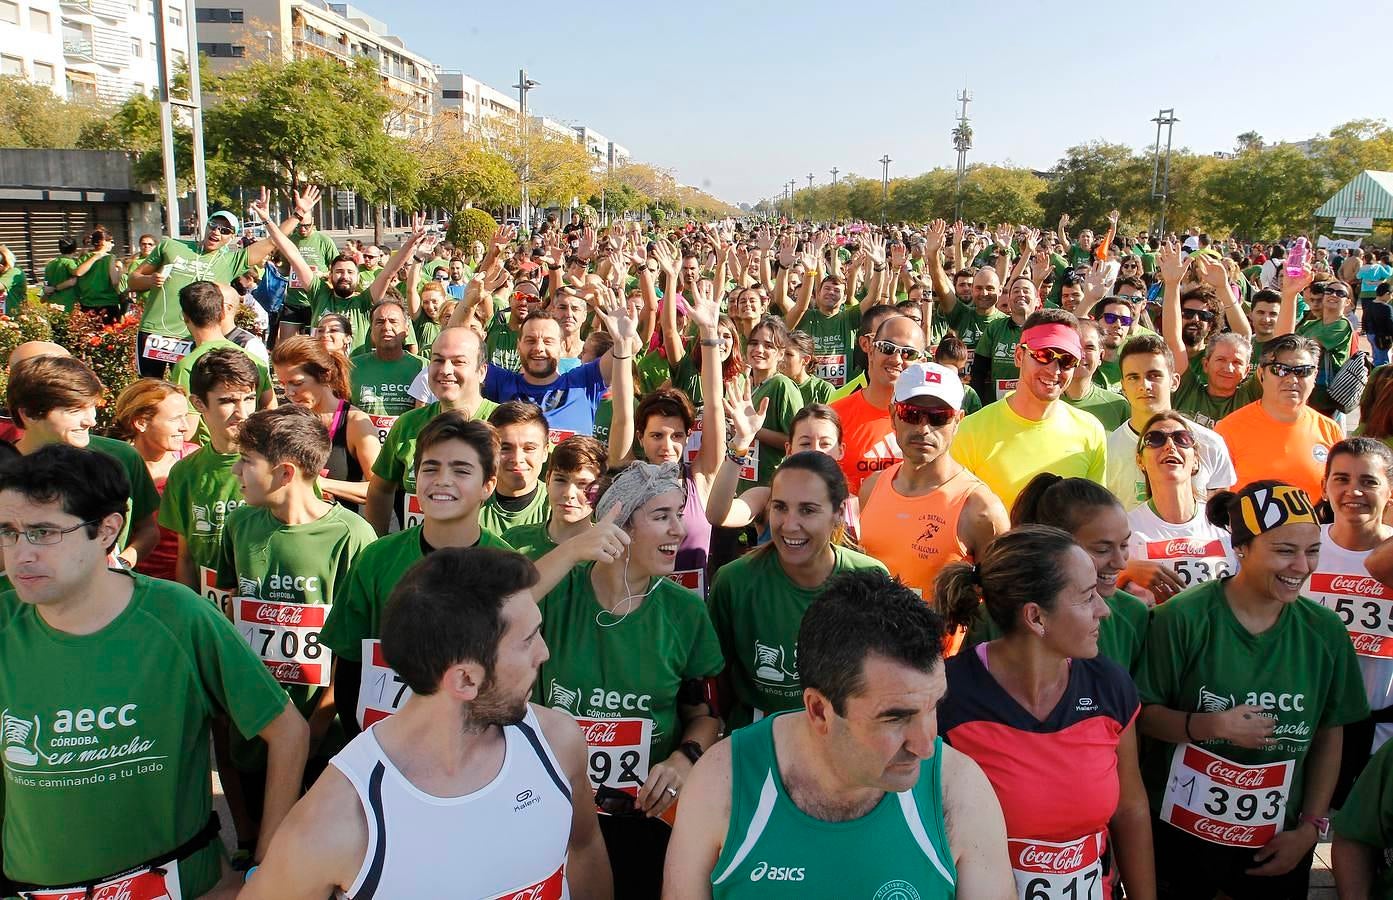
[
  {"x1": 788, "y1": 179, "x2": 796, "y2": 219},
  {"x1": 513, "y1": 69, "x2": 539, "y2": 231},
  {"x1": 952, "y1": 90, "x2": 973, "y2": 223},
  {"x1": 830, "y1": 167, "x2": 839, "y2": 185},
  {"x1": 879, "y1": 155, "x2": 892, "y2": 225},
  {"x1": 1150, "y1": 108, "x2": 1179, "y2": 237}
]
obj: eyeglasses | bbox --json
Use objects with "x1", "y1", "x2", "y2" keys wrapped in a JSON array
[
  {"x1": 1140, "y1": 429, "x2": 1197, "y2": 451},
  {"x1": 1021, "y1": 344, "x2": 1079, "y2": 370},
  {"x1": 1180, "y1": 308, "x2": 1216, "y2": 322},
  {"x1": 1100, "y1": 311, "x2": 1134, "y2": 327},
  {"x1": 210, "y1": 225, "x2": 236, "y2": 236},
  {"x1": 893, "y1": 401, "x2": 955, "y2": 427},
  {"x1": 872, "y1": 340, "x2": 926, "y2": 362},
  {"x1": 0, "y1": 519, "x2": 100, "y2": 547},
  {"x1": 1266, "y1": 362, "x2": 1317, "y2": 379}
]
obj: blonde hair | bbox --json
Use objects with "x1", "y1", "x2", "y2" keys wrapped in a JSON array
[
  {"x1": 111, "y1": 378, "x2": 187, "y2": 441},
  {"x1": 0, "y1": 244, "x2": 15, "y2": 272}
]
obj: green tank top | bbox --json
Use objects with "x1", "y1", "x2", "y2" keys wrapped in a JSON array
[{"x1": 711, "y1": 713, "x2": 957, "y2": 898}]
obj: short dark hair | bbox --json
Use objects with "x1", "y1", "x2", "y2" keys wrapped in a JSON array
[
  {"x1": 551, "y1": 435, "x2": 606, "y2": 478},
  {"x1": 1012, "y1": 473, "x2": 1121, "y2": 533},
  {"x1": 415, "y1": 413, "x2": 499, "y2": 482},
  {"x1": 381, "y1": 547, "x2": 539, "y2": 694},
  {"x1": 179, "y1": 281, "x2": 225, "y2": 328},
  {"x1": 235, "y1": 405, "x2": 330, "y2": 478},
  {"x1": 0, "y1": 444, "x2": 129, "y2": 549},
  {"x1": 7, "y1": 356, "x2": 104, "y2": 428},
  {"x1": 329, "y1": 254, "x2": 358, "y2": 268},
  {"x1": 487, "y1": 400, "x2": 549, "y2": 436},
  {"x1": 1250, "y1": 288, "x2": 1282, "y2": 308},
  {"x1": 798, "y1": 569, "x2": 946, "y2": 716},
  {"x1": 635, "y1": 388, "x2": 695, "y2": 434},
  {"x1": 1118, "y1": 333, "x2": 1174, "y2": 372},
  {"x1": 190, "y1": 347, "x2": 260, "y2": 400}
]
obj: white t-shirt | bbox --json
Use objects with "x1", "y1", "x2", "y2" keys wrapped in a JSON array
[
  {"x1": 1106, "y1": 417, "x2": 1236, "y2": 510},
  {"x1": 1127, "y1": 502, "x2": 1237, "y2": 589}
]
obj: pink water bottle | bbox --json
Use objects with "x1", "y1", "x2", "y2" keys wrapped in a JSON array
[{"x1": 1286, "y1": 237, "x2": 1308, "y2": 278}]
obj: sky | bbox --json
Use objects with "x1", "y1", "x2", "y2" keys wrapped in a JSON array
[{"x1": 350, "y1": 0, "x2": 1393, "y2": 207}]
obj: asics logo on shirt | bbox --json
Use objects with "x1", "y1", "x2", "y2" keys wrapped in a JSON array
[{"x1": 749, "y1": 861, "x2": 805, "y2": 882}]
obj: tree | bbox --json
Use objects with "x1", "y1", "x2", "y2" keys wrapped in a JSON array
[
  {"x1": 1234, "y1": 131, "x2": 1265, "y2": 154},
  {"x1": 1312, "y1": 119, "x2": 1393, "y2": 186},
  {"x1": 446, "y1": 208, "x2": 499, "y2": 249},
  {"x1": 1200, "y1": 144, "x2": 1328, "y2": 239},
  {"x1": 414, "y1": 129, "x2": 517, "y2": 215},
  {"x1": 1037, "y1": 142, "x2": 1152, "y2": 230},
  {"x1": 0, "y1": 76, "x2": 108, "y2": 148},
  {"x1": 959, "y1": 166, "x2": 1046, "y2": 226}
]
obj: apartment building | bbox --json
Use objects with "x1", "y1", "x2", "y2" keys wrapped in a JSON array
[
  {"x1": 573, "y1": 125, "x2": 630, "y2": 172},
  {"x1": 0, "y1": 0, "x2": 189, "y2": 102},
  {"x1": 195, "y1": 0, "x2": 435, "y2": 137}
]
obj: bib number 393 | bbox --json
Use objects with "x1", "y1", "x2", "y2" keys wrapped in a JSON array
[
  {"x1": 233, "y1": 598, "x2": 331, "y2": 687},
  {"x1": 357, "y1": 638, "x2": 413, "y2": 728},
  {"x1": 1010, "y1": 833, "x2": 1104, "y2": 900},
  {"x1": 1161, "y1": 743, "x2": 1292, "y2": 847},
  {"x1": 575, "y1": 716, "x2": 652, "y2": 802},
  {"x1": 26, "y1": 860, "x2": 182, "y2": 899}
]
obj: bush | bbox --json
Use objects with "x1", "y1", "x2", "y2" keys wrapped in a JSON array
[{"x1": 446, "y1": 208, "x2": 499, "y2": 251}]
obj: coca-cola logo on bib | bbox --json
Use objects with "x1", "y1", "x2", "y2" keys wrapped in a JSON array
[
  {"x1": 1352, "y1": 633, "x2": 1387, "y2": 655},
  {"x1": 1204, "y1": 760, "x2": 1267, "y2": 788},
  {"x1": 251, "y1": 603, "x2": 305, "y2": 626},
  {"x1": 1015, "y1": 842, "x2": 1085, "y2": 873},
  {"x1": 1192, "y1": 817, "x2": 1258, "y2": 844},
  {"x1": 581, "y1": 721, "x2": 621, "y2": 745},
  {"x1": 1328, "y1": 575, "x2": 1391, "y2": 599}
]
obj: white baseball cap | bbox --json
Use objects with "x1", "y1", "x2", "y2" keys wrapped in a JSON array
[{"x1": 892, "y1": 362, "x2": 965, "y2": 411}]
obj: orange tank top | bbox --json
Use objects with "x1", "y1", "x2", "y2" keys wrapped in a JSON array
[{"x1": 860, "y1": 463, "x2": 980, "y2": 603}]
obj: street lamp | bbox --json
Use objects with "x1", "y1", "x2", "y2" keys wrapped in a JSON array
[
  {"x1": 513, "y1": 69, "x2": 540, "y2": 231},
  {"x1": 830, "y1": 167, "x2": 839, "y2": 185},
  {"x1": 879, "y1": 155, "x2": 892, "y2": 225}
]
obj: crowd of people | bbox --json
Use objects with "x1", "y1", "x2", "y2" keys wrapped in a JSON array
[{"x1": 3, "y1": 200, "x2": 1393, "y2": 900}]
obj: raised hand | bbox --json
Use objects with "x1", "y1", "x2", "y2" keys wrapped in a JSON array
[
  {"x1": 292, "y1": 184, "x2": 321, "y2": 220},
  {"x1": 866, "y1": 232, "x2": 887, "y2": 267},
  {"x1": 1157, "y1": 240, "x2": 1188, "y2": 285},
  {"x1": 755, "y1": 225, "x2": 774, "y2": 254},
  {"x1": 590, "y1": 284, "x2": 639, "y2": 352},
  {"x1": 777, "y1": 233, "x2": 797, "y2": 269},
  {"x1": 722, "y1": 378, "x2": 770, "y2": 450},
  {"x1": 925, "y1": 219, "x2": 947, "y2": 254},
  {"x1": 1083, "y1": 260, "x2": 1110, "y2": 297},
  {"x1": 1019, "y1": 226, "x2": 1041, "y2": 257},
  {"x1": 490, "y1": 225, "x2": 517, "y2": 253},
  {"x1": 246, "y1": 186, "x2": 273, "y2": 224},
  {"x1": 1107, "y1": 208, "x2": 1121, "y2": 228},
  {"x1": 994, "y1": 224, "x2": 1012, "y2": 250},
  {"x1": 889, "y1": 241, "x2": 908, "y2": 271},
  {"x1": 650, "y1": 239, "x2": 678, "y2": 277},
  {"x1": 687, "y1": 279, "x2": 720, "y2": 333},
  {"x1": 577, "y1": 226, "x2": 596, "y2": 260}
]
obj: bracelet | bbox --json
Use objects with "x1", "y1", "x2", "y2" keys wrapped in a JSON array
[
  {"x1": 727, "y1": 444, "x2": 751, "y2": 461},
  {"x1": 548, "y1": 264, "x2": 562, "y2": 271},
  {"x1": 243, "y1": 865, "x2": 258, "y2": 883},
  {"x1": 1184, "y1": 711, "x2": 1197, "y2": 743},
  {"x1": 700, "y1": 338, "x2": 723, "y2": 348},
  {"x1": 610, "y1": 353, "x2": 632, "y2": 360}
]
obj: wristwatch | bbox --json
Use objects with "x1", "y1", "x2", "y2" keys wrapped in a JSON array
[
  {"x1": 1298, "y1": 813, "x2": 1331, "y2": 841},
  {"x1": 679, "y1": 740, "x2": 704, "y2": 765}
]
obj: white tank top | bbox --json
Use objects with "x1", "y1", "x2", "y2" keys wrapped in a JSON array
[
  {"x1": 1127, "y1": 502, "x2": 1237, "y2": 589},
  {"x1": 332, "y1": 704, "x2": 573, "y2": 899},
  {"x1": 1305, "y1": 523, "x2": 1393, "y2": 713}
]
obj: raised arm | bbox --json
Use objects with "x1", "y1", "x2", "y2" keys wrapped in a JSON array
[
  {"x1": 1075, "y1": 258, "x2": 1111, "y2": 320},
  {"x1": 402, "y1": 260, "x2": 423, "y2": 318},
  {"x1": 780, "y1": 235, "x2": 815, "y2": 329},
  {"x1": 1197, "y1": 254, "x2": 1252, "y2": 338},
  {"x1": 704, "y1": 379, "x2": 770, "y2": 528},
  {"x1": 1057, "y1": 212, "x2": 1071, "y2": 250},
  {"x1": 1158, "y1": 241, "x2": 1190, "y2": 368},
  {"x1": 371, "y1": 213, "x2": 429, "y2": 303},
  {"x1": 1277, "y1": 258, "x2": 1313, "y2": 338},
  {"x1": 247, "y1": 186, "x2": 317, "y2": 289},
  {"x1": 245, "y1": 184, "x2": 321, "y2": 269},
  {"x1": 924, "y1": 220, "x2": 956, "y2": 317},
  {"x1": 652, "y1": 239, "x2": 687, "y2": 367},
  {"x1": 603, "y1": 288, "x2": 639, "y2": 470},
  {"x1": 688, "y1": 280, "x2": 727, "y2": 481}
]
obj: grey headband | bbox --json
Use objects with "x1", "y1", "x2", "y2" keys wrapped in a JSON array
[{"x1": 596, "y1": 461, "x2": 685, "y2": 527}]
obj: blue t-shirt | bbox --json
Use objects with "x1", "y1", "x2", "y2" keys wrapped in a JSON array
[
  {"x1": 1358, "y1": 263, "x2": 1392, "y2": 298},
  {"x1": 446, "y1": 283, "x2": 467, "y2": 300},
  {"x1": 483, "y1": 359, "x2": 606, "y2": 436}
]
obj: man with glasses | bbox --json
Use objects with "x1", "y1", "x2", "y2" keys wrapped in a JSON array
[
  {"x1": 484, "y1": 278, "x2": 536, "y2": 371},
  {"x1": 284, "y1": 209, "x2": 339, "y2": 338},
  {"x1": 970, "y1": 275, "x2": 1041, "y2": 405},
  {"x1": 951, "y1": 309, "x2": 1107, "y2": 509},
  {"x1": 830, "y1": 315, "x2": 926, "y2": 494},
  {"x1": 127, "y1": 186, "x2": 319, "y2": 378},
  {"x1": 1215, "y1": 334, "x2": 1344, "y2": 500},
  {"x1": 923, "y1": 219, "x2": 1004, "y2": 361},
  {"x1": 1298, "y1": 280, "x2": 1355, "y2": 417},
  {"x1": 1091, "y1": 292, "x2": 1151, "y2": 390},
  {"x1": 355, "y1": 244, "x2": 385, "y2": 290}
]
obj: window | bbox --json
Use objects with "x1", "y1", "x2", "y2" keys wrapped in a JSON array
[
  {"x1": 0, "y1": 1, "x2": 18, "y2": 24},
  {"x1": 32, "y1": 61, "x2": 51, "y2": 83},
  {"x1": 1, "y1": 54, "x2": 22, "y2": 75},
  {"x1": 29, "y1": 8, "x2": 48, "y2": 31},
  {"x1": 195, "y1": 7, "x2": 243, "y2": 23},
  {"x1": 441, "y1": 89, "x2": 463, "y2": 99},
  {"x1": 130, "y1": 38, "x2": 140, "y2": 56},
  {"x1": 167, "y1": 5, "x2": 180, "y2": 25},
  {"x1": 197, "y1": 42, "x2": 243, "y2": 57}
]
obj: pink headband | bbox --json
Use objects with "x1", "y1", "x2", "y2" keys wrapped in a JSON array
[{"x1": 1020, "y1": 323, "x2": 1082, "y2": 358}]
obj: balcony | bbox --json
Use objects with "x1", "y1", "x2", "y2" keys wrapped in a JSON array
[
  {"x1": 63, "y1": 38, "x2": 94, "y2": 59},
  {"x1": 58, "y1": 0, "x2": 127, "y2": 21}
]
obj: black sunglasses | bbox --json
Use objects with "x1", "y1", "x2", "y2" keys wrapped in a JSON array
[
  {"x1": 1266, "y1": 362, "x2": 1317, "y2": 379},
  {"x1": 1180, "y1": 308, "x2": 1216, "y2": 323}
]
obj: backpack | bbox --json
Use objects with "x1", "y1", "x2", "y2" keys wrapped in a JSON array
[{"x1": 1328, "y1": 350, "x2": 1372, "y2": 414}]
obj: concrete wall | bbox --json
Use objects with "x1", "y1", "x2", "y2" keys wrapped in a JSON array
[{"x1": 0, "y1": 149, "x2": 143, "y2": 193}]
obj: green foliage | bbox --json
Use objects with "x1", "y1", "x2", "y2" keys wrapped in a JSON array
[
  {"x1": 0, "y1": 303, "x2": 138, "y2": 428},
  {"x1": 446, "y1": 208, "x2": 499, "y2": 249},
  {"x1": 1200, "y1": 144, "x2": 1328, "y2": 240},
  {"x1": 1037, "y1": 142, "x2": 1152, "y2": 228},
  {"x1": 0, "y1": 76, "x2": 109, "y2": 149}
]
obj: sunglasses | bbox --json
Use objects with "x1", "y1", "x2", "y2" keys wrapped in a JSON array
[
  {"x1": 363, "y1": 254, "x2": 381, "y2": 261},
  {"x1": 1266, "y1": 362, "x2": 1317, "y2": 379},
  {"x1": 1180, "y1": 308, "x2": 1216, "y2": 322},
  {"x1": 1100, "y1": 311, "x2": 1134, "y2": 327},
  {"x1": 1140, "y1": 429, "x2": 1197, "y2": 450},
  {"x1": 210, "y1": 225, "x2": 235, "y2": 236},
  {"x1": 872, "y1": 340, "x2": 926, "y2": 362},
  {"x1": 513, "y1": 291, "x2": 538, "y2": 302},
  {"x1": 1325, "y1": 289, "x2": 1350, "y2": 299},
  {"x1": 893, "y1": 401, "x2": 955, "y2": 427},
  {"x1": 1022, "y1": 344, "x2": 1079, "y2": 370}
]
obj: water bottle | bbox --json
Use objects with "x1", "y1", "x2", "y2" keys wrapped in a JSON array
[{"x1": 1286, "y1": 237, "x2": 1308, "y2": 279}]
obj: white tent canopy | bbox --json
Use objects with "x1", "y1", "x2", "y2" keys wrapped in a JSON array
[{"x1": 1314, "y1": 170, "x2": 1393, "y2": 219}]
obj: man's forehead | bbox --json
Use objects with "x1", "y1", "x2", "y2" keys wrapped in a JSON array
[
  {"x1": 0, "y1": 493, "x2": 68, "y2": 520},
  {"x1": 848, "y1": 654, "x2": 945, "y2": 710}
]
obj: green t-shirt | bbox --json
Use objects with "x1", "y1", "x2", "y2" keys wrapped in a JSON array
[
  {"x1": 156, "y1": 446, "x2": 244, "y2": 604},
  {"x1": 961, "y1": 384, "x2": 983, "y2": 416},
  {"x1": 1299, "y1": 316, "x2": 1354, "y2": 413},
  {"x1": 0, "y1": 572, "x2": 287, "y2": 894},
  {"x1": 1094, "y1": 357, "x2": 1122, "y2": 392},
  {"x1": 636, "y1": 349, "x2": 671, "y2": 395},
  {"x1": 320, "y1": 525, "x2": 513, "y2": 663},
  {"x1": 485, "y1": 312, "x2": 520, "y2": 371},
  {"x1": 945, "y1": 299, "x2": 1004, "y2": 354},
  {"x1": 1062, "y1": 382, "x2": 1132, "y2": 432},
  {"x1": 709, "y1": 546, "x2": 887, "y2": 729},
  {"x1": 88, "y1": 435, "x2": 160, "y2": 552},
  {"x1": 973, "y1": 315, "x2": 1024, "y2": 403},
  {"x1": 795, "y1": 374, "x2": 834, "y2": 407},
  {"x1": 372, "y1": 399, "x2": 498, "y2": 528},
  {"x1": 75, "y1": 253, "x2": 120, "y2": 308},
  {"x1": 478, "y1": 485, "x2": 550, "y2": 536},
  {"x1": 42, "y1": 256, "x2": 78, "y2": 310},
  {"x1": 794, "y1": 304, "x2": 862, "y2": 387},
  {"x1": 415, "y1": 314, "x2": 442, "y2": 356},
  {"x1": 2, "y1": 267, "x2": 26, "y2": 314},
  {"x1": 500, "y1": 521, "x2": 558, "y2": 561},
  {"x1": 1172, "y1": 368, "x2": 1262, "y2": 430},
  {"x1": 285, "y1": 230, "x2": 339, "y2": 310},
  {"x1": 140, "y1": 239, "x2": 249, "y2": 338},
  {"x1": 534, "y1": 562, "x2": 725, "y2": 764},
  {"x1": 1331, "y1": 738, "x2": 1393, "y2": 897},
  {"x1": 966, "y1": 589, "x2": 1149, "y2": 674},
  {"x1": 743, "y1": 374, "x2": 804, "y2": 489},
  {"x1": 1135, "y1": 578, "x2": 1369, "y2": 825},
  {"x1": 349, "y1": 352, "x2": 427, "y2": 417},
  {"x1": 308, "y1": 279, "x2": 374, "y2": 354}
]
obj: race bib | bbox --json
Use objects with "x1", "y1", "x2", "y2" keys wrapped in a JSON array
[
  {"x1": 1310, "y1": 573, "x2": 1393, "y2": 658},
  {"x1": 813, "y1": 353, "x2": 847, "y2": 387},
  {"x1": 401, "y1": 491, "x2": 425, "y2": 530},
  {"x1": 368, "y1": 414, "x2": 397, "y2": 446},
  {"x1": 198, "y1": 565, "x2": 230, "y2": 614},
  {"x1": 684, "y1": 416, "x2": 758, "y2": 480},
  {"x1": 233, "y1": 598, "x2": 332, "y2": 687},
  {"x1": 483, "y1": 864, "x2": 565, "y2": 900},
  {"x1": 1145, "y1": 539, "x2": 1232, "y2": 589},
  {"x1": 666, "y1": 568, "x2": 705, "y2": 596},
  {"x1": 1009, "y1": 833, "x2": 1104, "y2": 900},
  {"x1": 575, "y1": 716, "x2": 652, "y2": 801},
  {"x1": 684, "y1": 414, "x2": 705, "y2": 464},
  {"x1": 26, "y1": 860, "x2": 182, "y2": 900},
  {"x1": 287, "y1": 265, "x2": 319, "y2": 290},
  {"x1": 1161, "y1": 743, "x2": 1292, "y2": 848},
  {"x1": 357, "y1": 638, "x2": 413, "y2": 728},
  {"x1": 548, "y1": 428, "x2": 577, "y2": 448},
  {"x1": 995, "y1": 378, "x2": 1018, "y2": 394},
  {"x1": 141, "y1": 335, "x2": 192, "y2": 364}
]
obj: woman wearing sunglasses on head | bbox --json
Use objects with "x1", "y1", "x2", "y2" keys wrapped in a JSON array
[
  {"x1": 1136, "y1": 481, "x2": 1367, "y2": 899},
  {"x1": 1128, "y1": 412, "x2": 1238, "y2": 601}
]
